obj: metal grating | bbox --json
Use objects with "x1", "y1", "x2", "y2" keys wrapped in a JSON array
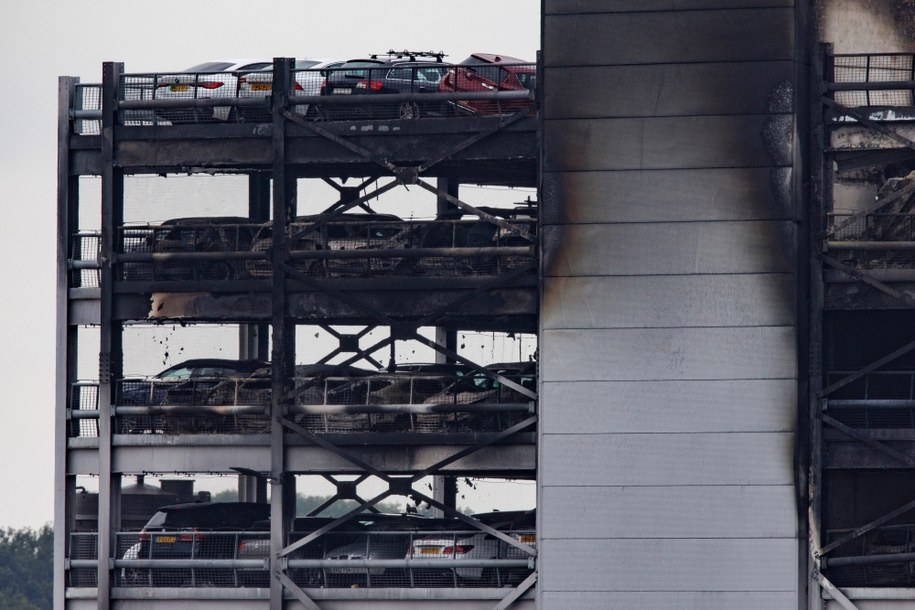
[{"x1": 832, "y1": 53, "x2": 915, "y2": 108}]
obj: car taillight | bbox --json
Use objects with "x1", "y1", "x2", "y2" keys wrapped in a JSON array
[
  {"x1": 443, "y1": 545, "x2": 474, "y2": 555},
  {"x1": 356, "y1": 80, "x2": 383, "y2": 92},
  {"x1": 196, "y1": 81, "x2": 224, "y2": 90},
  {"x1": 138, "y1": 532, "x2": 151, "y2": 542},
  {"x1": 238, "y1": 77, "x2": 247, "y2": 84},
  {"x1": 179, "y1": 530, "x2": 206, "y2": 541},
  {"x1": 294, "y1": 82, "x2": 304, "y2": 91},
  {"x1": 320, "y1": 78, "x2": 326, "y2": 92}
]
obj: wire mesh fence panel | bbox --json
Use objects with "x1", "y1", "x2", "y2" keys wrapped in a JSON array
[
  {"x1": 68, "y1": 533, "x2": 98, "y2": 587},
  {"x1": 825, "y1": 524, "x2": 915, "y2": 587},
  {"x1": 832, "y1": 53, "x2": 915, "y2": 108},
  {"x1": 73, "y1": 84, "x2": 101, "y2": 135},
  {"x1": 120, "y1": 221, "x2": 261, "y2": 281},
  {"x1": 828, "y1": 214, "x2": 915, "y2": 241},
  {"x1": 110, "y1": 526, "x2": 535, "y2": 589},
  {"x1": 70, "y1": 232, "x2": 100, "y2": 288},
  {"x1": 70, "y1": 382, "x2": 99, "y2": 438},
  {"x1": 825, "y1": 371, "x2": 915, "y2": 428}
]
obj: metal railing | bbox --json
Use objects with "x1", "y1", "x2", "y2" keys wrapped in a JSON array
[
  {"x1": 117, "y1": 217, "x2": 536, "y2": 282},
  {"x1": 825, "y1": 370, "x2": 915, "y2": 428},
  {"x1": 70, "y1": 62, "x2": 538, "y2": 132},
  {"x1": 824, "y1": 523, "x2": 915, "y2": 587},
  {"x1": 70, "y1": 371, "x2": 536, "y2": 437},
  {"x1": 68, "y1": 528, "x2": 535, "y2": 589}
]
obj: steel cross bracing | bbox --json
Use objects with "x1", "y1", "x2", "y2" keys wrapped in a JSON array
[
  {"x1": 266, "y1": 64, "x2": 538, "y2": 609},
  {"x1": 272, "y1": 415, "x2": 538, "y2": 608},
  {"x1": 810, "y1": 47, "x2": 915, "y2": 605}
]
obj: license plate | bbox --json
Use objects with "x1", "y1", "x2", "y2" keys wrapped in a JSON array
[
  {"x1": 250, "y1": 83, "x2": 272, "y2": 91},
  {"x1": 334, "y1": 89, "x2": 352, "y2": 95},
  {"x1": 170, "y1": 85, "x2": 189, "y2": 92},
  {"x1": 518, "y1": 534, "x2": 536, "y2": 544},
  {"x1": 327, "y1": 566, "x2": 365, "y2": 574},
  {"x1": 155, "y1": 535, "x2": 177, "y2": 544},
  {"x1": 418, "y1": 547, "x2": 441, "y2": 555}
]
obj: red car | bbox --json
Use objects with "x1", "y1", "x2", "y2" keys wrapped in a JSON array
[{"x1": 438, "y1": 53, "x2": 536, "y2": 116}]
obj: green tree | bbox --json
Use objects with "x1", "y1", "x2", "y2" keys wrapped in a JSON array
[{"x1": 0, "y1": 525, "x2": 52, "y2": 610}]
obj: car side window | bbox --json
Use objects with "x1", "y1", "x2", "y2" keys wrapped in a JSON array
[
  {"x1": 159, "y1": 367, "x2": 193, "y2": 380},
  {"x1": 387, "y1": 67, "x2": 411, "y2": 80}
]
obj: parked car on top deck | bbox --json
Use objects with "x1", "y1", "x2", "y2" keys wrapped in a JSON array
[
  {"x1": 153, "y1": 60, "x2": 272, "y2": 123},
  {"x1": 320, "y1": 51, "x2": 452, "y2": 120},
  {"x1": 237, "y1": 58, "x2": 344, "y2": 122},
  {"x1": 438, "y1": 53, "x2": 536, "y2": 116}
]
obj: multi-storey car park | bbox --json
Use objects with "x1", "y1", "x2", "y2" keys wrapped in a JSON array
[
  {"x1": 55, "y1": 4, "x2": 915, "y2": 610},
  {"x1": 57, "y1": 56, "x2": 540, "y2": 610}
]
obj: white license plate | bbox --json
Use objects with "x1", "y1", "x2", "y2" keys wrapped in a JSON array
[{"x1": 334, "y1": 89, "x2": 352, "y2": 95}]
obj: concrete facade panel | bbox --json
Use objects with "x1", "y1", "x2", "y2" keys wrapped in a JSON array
[
  {"x1": 539, "y1": 379, "x2": 797, "y2": 433},
  {"x1": 543, "y1": 62, "x2": 795, "y2": 119},
  {"x1": 541, "y1": 168, "x2": 794, "y2": 224},
  {"x1": 541, "y1": 274, "x2": 796, "y2": 329},
  {"x1": 538, "y1": 538, "x2": 798, "y2": 591},
  {"x1": 540, "y1": 432, "x2": 794, "y2": 486},
  {"x1": 543, "y1": 115, "x2": 793, "y2": 171},
  {"x1": 542, "y1": 221, "x2": 796, "y2": 277},
  {"x1": 540, "y1": 485, "x2": 797, "y2": 538},
  {"x1": 543, "y1": 9, "x2": 795, "y2": 66},
  {"x1": 541, "y1": 326, "x2": 798, "y2": 382},
  {"x1": 539, "y1": 592, "x2": 798, "y2": 609}
]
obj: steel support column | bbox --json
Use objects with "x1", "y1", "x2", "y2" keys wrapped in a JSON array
[{"x1": 269, "y1": 57, "x2": 297, "y2": 610}]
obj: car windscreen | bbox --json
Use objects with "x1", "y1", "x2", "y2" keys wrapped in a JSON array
[{"x1": 337, "y1": 61, "x2": 384, "y2": 78}]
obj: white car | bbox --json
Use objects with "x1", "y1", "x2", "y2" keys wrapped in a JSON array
[
  {"x1": 154, "y1": 60, "x2": 272, "y2": 123},
  {"x1": 238, "y1": 58, "x2": 344, "y2": 121},
  {"x1": 408, "y1": 510, "x2": 535, "y2": 585}
]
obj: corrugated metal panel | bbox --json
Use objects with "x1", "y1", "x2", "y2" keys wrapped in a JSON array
[
  {"x1": 540, "y1": 485, "x2": 797, "y2": 538},
  {"x1": 543, "y1": 9, "x2": 795, "y2": 65},
  {"x1": 543, "y1": 115, "x2": 792, "y2": 171},
  {"x1": 540, "y1": 432, "x2": 795, "y2": 486},
  {"x1": 544, "y1": 62, "x2": 794, "y2": 119},
  {"x1": 539, "y1": 379, "x2": 796, "y2": 433},
  {"x1": 541, "y1": 168, "x2": 794, "y2": 224},
  {"x1": 542, "y1": 274, "x2": 796, "y2": 329},
  {"x1": 539, "y1": 538, "x2": 798, "y2": 591},
  {"x1": 541, "y1": 326, "x2": 797, "y2": 381}
]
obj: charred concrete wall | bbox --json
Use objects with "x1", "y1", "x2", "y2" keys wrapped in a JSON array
[{"x1": 539, "y1": 1, "x2": 800, "y2": 608}]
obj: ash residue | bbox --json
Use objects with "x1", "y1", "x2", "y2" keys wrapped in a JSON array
[{"x1": 762, "y1": 81, "x2": 794, "y2": 167}]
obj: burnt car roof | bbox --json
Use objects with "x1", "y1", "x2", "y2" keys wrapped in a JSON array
[
  {"x1": 157, "y1": 358, "x2": 269, "y2": 375},
  {"x1": 159, "y1": 216, "x2": 253, "y2": 225}
]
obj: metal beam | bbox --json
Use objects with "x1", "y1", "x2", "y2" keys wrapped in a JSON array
[{"x1": 821, "y1": 413, "x2": 915, "y2": 467}]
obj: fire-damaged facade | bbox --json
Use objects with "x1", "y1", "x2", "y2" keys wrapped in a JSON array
[
  {"x1": 54, "y1": 2, "x2": 915, "y2": 610},
  {"x1": 539, "y1": 1, "x2": 915, "y2": 610}
]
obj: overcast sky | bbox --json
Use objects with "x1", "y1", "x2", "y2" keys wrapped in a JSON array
[{"x1": 0, "y1": 0, "x2": 540, "y2": 530}]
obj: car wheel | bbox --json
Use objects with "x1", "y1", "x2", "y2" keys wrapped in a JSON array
[
  {"x1": 399, "y1": 101, "x2": 421, "y2": 120},
  {"x1": 304, "y1": 104, "x2": 324, "y2": 121},
  {"x1": 121, "y1": 567, "x2": 149, "y2": 587}
]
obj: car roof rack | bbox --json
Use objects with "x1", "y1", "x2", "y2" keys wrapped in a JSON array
[{"x1": 369, "y1": 50, "x2": 447, "y2": 62}]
